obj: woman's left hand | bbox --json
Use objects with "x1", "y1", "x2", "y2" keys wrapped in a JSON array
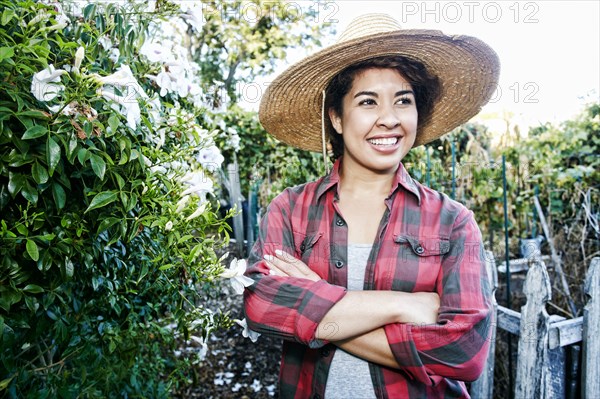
[{"x1": 263, "y1": 250, "x2": 321, "y2": 282}]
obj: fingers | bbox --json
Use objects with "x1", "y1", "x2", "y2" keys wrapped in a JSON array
[
  {"x1": 263, "y1": 250, "x2": 321, "y2": 281},
  {"x1": 265, "y1": 260, "x2": 287, "y2": 277},
  {"x1": 263, "y1": 252, "x2": 299, "y2": 277}
]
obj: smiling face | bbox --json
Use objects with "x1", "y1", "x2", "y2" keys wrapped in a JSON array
[{"x1": 329, "y1": 68, "x2": 418, "y2": 175}]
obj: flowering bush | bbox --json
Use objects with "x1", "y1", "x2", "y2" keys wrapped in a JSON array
[{"x1": 0, "y1": 0, "x2": 236, "y2": 395}]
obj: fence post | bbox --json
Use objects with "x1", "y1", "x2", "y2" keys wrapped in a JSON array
[
  {"x1": 514, "y1": 259, "x2": 551, "y2": 399},
  {"x1": 227, "y1": 162, "x2": 244, "y2": 257},
  {"x1": 470, "y1": 251, "x2": 498, "y2": 399},
  {"x1": 582, "y1": 257, "x2": 600, "y2": 398}
]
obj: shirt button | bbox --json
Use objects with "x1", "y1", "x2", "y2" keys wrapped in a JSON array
[
  {"x1": 335, "y1": 218, "x2": 345, "y2": 227},
  {"x1": 320, "y1": 347, "x2": 330, "y2": 357},
  {"x1": 415, "y1": 244, "x2": 425, "y2": 255},
  {"x1": 335, "y1": 260, "x2": 344, "y2": 268},
  {"x1": 300, "y1": 243, "x2": 306, "y2": 252}
]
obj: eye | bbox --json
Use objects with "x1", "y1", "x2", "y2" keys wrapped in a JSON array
[
  {"x1": 358, "y1": 98, "x2": 377, "y2": 106},
  {"x1": 396, "y1": 97, "x2": 413, "y2": 106}
]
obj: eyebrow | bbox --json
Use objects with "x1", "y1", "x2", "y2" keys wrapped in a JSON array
[{"x1": 353, "y1": 90, "x2": 415, "y2": 98}]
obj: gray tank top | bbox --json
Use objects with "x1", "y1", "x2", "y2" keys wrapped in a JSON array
[{"x1": 324, "y1": 243, "x2": 377, "y2": 399}]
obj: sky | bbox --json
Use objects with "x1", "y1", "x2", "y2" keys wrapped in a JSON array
[{"x1": 243, "y1": 0, "x2": 600, "y2": 134}]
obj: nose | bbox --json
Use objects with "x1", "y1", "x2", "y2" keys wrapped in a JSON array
[{"x1": 376, "y1": 104, "x2": 401, "y2": 129}]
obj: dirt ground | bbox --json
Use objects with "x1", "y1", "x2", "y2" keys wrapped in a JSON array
[{"x1": 174, "y1": 280, "x2": 282, "y2": 399}]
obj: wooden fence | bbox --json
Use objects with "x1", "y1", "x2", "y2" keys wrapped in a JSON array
[{"x1": 471, "y1": 254, "x2": 600, "y2": 398}]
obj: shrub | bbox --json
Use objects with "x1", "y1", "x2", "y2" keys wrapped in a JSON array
[{"x1": 0, "y1": 1, "x2": 232, "y2": 396}]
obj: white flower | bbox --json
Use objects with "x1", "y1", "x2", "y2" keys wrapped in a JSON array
[
  {"x1": 189, "y1": 335, "x2": 208, "y2": 361},
  {"x1": 180, "y1": 4, "x2": 204, "y2": 31},
  {"x1": 73, "y1": 46, "x2": 84, "y2": 72},
  {"x1": 108, "y1": 48, "x2": 120, "y2": 64},
  {"x1": 185, "y1": 202, "x2": 207, "y2": 221},
  {"x1": 227, "y1": 128, "x2": 241, "y2": 152},
  {"x1": 43, "y1": 22, "x2": 67, "y2": 32},
  {"x1": 181, "y1": 170, "x2": 214, "y2": 201},
  {"x1": 221, "y1": 258, "x2": 254, "y2": 295},
  {"x1": 234, "y1": 318, "x2": 260, "y2": 343},
  {"x1": 175, "y1": 195, "x2": 191, "y2": 213},
  {"x1": 197, "y1": 146, "x2": 224, "y2": 172},
  {"x1": 98, "y1": 88, "x2": 141, "y2": 130},
  {"x1": 98, "y1": 35, "x2": 112, "y2": 50},
  {"x1": 140, "y1": 41, "x2": 172, "y2": 63},
  {"x1": 31, "y1": 64, "x2": 66, "y2": 102},
  {"x1": 28, "y1": 11, "x2": 50, "y2": 26},
  {"x1": 151, "y1": 70, "x2": 174, "y2": 97},
  {"x1": 145, "y1": 96, "x2": 162, "y2": 128},
  {"x1": 164, "y1": 221, "x2": 173, "y2": 231},
  {"x1": 96, "y1": 65, "x2": 146, "y2": 98}
]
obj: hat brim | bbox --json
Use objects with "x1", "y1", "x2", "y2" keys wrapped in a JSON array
[{"x1": 259, "y1": 29, "x2": 500, "y2": 152}]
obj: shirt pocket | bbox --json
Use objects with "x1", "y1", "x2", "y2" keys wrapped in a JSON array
[
  {"x1": 391, "y1": 235, "x2": 450, "y2": 291},
  {"x1": 294, "y1": 231, "x2": 325, "y2": 265},
  {"x1": 393, "y1": 235, "x2": 450, "y2": 258}
]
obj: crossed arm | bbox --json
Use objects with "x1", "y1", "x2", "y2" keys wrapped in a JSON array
[{"x1": 263, "y1": 250, "x2": 440, "y2": 369}]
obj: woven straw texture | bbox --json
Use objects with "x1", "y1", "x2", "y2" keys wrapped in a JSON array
[{"x1": 259, "y1": 14, "x2": 500, "y2": 152}]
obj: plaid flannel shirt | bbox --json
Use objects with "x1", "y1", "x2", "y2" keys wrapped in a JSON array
[{"x1": 243, "y1": 159, "x2": 492, "y2": 399}]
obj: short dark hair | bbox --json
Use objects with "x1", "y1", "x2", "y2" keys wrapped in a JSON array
[{"x1": 324, "y1": 56, "x2": 441, "y2": 159}]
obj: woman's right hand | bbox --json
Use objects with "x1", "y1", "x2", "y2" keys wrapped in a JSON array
[{"x1": 397, "y1": 291, "x2": 440, "y2": 325}]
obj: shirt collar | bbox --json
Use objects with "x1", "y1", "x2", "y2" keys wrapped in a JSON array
[{"x1": 315, "y1": 158, "x2": 421, "y2": 205}]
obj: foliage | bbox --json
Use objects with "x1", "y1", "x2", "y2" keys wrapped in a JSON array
[
  {"x1": 0, "y1": 1, "x2": 235, "y2": 396},
  {"x1": 407, "y1": 104, "x2": 599, "y2": 312},
  {"x1": 212, "y1": 106, "x2": 324, "y2": 206},
  {"x1": 191, "y1": 0, "x2": 334, "y2": 107}
]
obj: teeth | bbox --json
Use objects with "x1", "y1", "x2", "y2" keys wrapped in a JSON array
[{"x1": 368, "y1": 137, "x2": 398, "y2": 146}]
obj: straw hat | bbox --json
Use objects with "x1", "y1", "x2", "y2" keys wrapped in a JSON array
[{"x1": 259, "y1": 13, "x2": 500, "y2": 152}]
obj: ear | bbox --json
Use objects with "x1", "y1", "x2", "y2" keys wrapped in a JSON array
[{"x1": 328, "y1": 108, "x2": 343, "y2": 134}]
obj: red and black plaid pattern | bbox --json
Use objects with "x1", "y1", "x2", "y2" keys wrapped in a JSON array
[{"x1": 243, "y1": 159, "x2": 493, "y2": 399}]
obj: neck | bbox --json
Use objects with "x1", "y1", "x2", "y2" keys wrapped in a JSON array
[{"x1": 338, "y1": 160, "x2": 397, "y2": 198}]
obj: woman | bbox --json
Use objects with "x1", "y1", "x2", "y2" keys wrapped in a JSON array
[{"x1": 243, "y1": 14, "x2": 499, "y2": 399}]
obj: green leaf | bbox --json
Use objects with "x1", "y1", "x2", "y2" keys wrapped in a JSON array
[
  {"x1": 0, "y1": 376, "x2": 14, "y2": 391},
  {"x1": 83, "y1": 3, "x2": 96, "y2": 20},
  {"x1": 16, "y1": 224, "x2": 28, "y2": 236},
  {"x1": 17, "y1": 110, "x2": 49, "y2": 120},
  {"x1": 63, "y1": 257, "x2": 74, "y2": 278},
  {"x1": 46, "y1": 310, "x2": 58, "y2": 321},
  {"x1": 8, "y1": 172, "x2": 25, "y2": 196},
  {"x1": 37, "y1": 234, "x2": 55, "y2": 243},
  {"x1": 67, "y1": 136, "x2": 78, "y2": 161},
  {"x1": 114, "y1": 173, "x2": 125, "y2": 190},
  {"x1": 23, "y1": 284, "x2": 44, "y2": 294},
  {"x1": 52, "y1": 183, "x2": 66, "y2": 210},
  {"x1": 0, "y1": 46, "x2": 14, "y2": 62},
  {"x1": 21, "y1": 182, "x2": 38, "y2": 204},
  {"x1": 120, "y1": 191, "x2": 128, "y2": 207},
  {"x1": 32, "y1": 162, "x2": 49, "y2": 184},
  {"x1": 97, "y1": 217, "x2": 120, "y2": 234},
  {"x1": 22, "y1": 125, "x2": 47, "y2": 140},
  {"x1": 77, "y1": 148, "x2": 89, "y2": 165},
  {"x1": 85, "y1": 191, "x2": 117, "y2": 213},
  {"x1": 47, "y1": 137, "x2": 61, "y2": 176},
  {"x1": 1, "y1": 9, "x2": 16, "y2": 26},
  {"x1": 108, "y1": 114, "x2": 119, "y2": 135},
  {"x1": 26, "y1": 239, "x2": 39, "y2": 261},
  {"x1": 90, "y1": 154, "x2": 106, "y2": 180}
]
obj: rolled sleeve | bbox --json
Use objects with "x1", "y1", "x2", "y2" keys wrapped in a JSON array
[
  {"x1": 242, "y1": 190, "x2": 347, "y2": 347},
  {"x1": 385, "y1": 209, "x2": 493, "y2": 384}
]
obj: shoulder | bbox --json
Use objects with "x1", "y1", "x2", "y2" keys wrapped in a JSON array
[
  {"x1": 268, "y1": 176, "x2": 327, "y2": 211},
  {"x1": 412, "y1": 178, "x2": 475, "y2": 225}
]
